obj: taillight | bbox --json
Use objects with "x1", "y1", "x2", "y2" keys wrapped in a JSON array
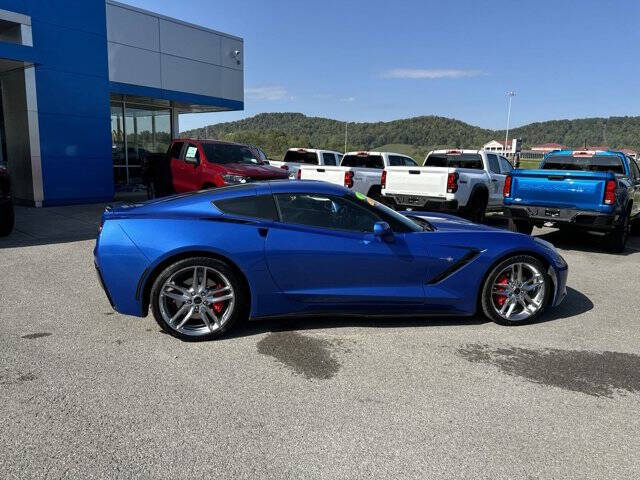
[
  {"x1": 604, "y1": 179, "x2": 616, "y2": 205},
  {"x1": 381, "y1": 170, "x2": 387, "y2": 189},
  {"x1": 503, "y1": 175, "x2": 512, "y2": 197},
  {"x1": 281, "y1": 165, "x2": 289, "y2": 170},
  {"x1": 447, "y1": 172, "x2": 459, "y2": 193},
  {"x1": 344, "y1": 171, "x2": 354, "y2": 188},
  {"x1": 296, "y1": 169, "x2": 301, "y2": 180}
]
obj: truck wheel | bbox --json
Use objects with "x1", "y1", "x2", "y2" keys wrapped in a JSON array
[
  {"x1": 147, "y1": 182, "x2": 156, "y2": 199},
  {"x1": 631, "y1": 217, "x2": 640, "y2": 236},
  {"x1": 465, "y1": 193, "x2": 487, "y2": 223},
  {"x1": 0, "y1": 202, "x2": 15, "y2": 237},
  {"x1": 509, "y1": 219, "x2": 533, "y2": 235},
  {"x1": 607, "y1": 214, "x2": 630, "y2": 253}
]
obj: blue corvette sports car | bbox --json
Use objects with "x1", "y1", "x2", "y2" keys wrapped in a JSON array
[{"x1": 95, "y1": 180, "x2": 568, "y2": 341}]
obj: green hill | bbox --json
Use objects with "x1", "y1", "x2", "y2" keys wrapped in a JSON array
[{"x1": 181, "y1": 112, "x2": 640, "y2": 161}]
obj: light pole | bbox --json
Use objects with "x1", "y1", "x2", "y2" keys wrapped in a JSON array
[
  {"x1": 505, "y1": 91, "x2": 516, "y2": 154},
  {"x1": 344, "y1": 121, "x2": 348, "y2": 153}
]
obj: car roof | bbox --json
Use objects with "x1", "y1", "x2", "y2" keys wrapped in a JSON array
[
  {"x1": 287, "y1": 148, "x2": 342, "y2": 154},
  {"x1": 173, "y1": 138, "x2": 250, "y2": 148},
  {"x1": 263, "y1": 179, "x2": 348, "y2": 195},
  {"x1": 546, "y1": 149, "x2": 624, "y2": 157}
]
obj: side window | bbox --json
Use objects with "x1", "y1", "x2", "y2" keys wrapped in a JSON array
[
  {"x1": 630, "y1": 159, "x2": 640, "y2": 180},
  {"x1": 487, "y1": 154, "x2": 501, "y2": 174},
  {"x1": 214, "y1": 194, "x2": 279, "y2": 221},
  {"x1": 169, "y1": 142, "x2": 184, "y2": 160},
  {"x1": 498, "y1": 156, "x2": 514, "y2": 174},
  {"x1": 275, "y1": 194, "x2": 381, "y2": 233},
  {"x1": 404, "y1": 157, "x2": 418, "y2": 167},
  {"x1": 336, "y1": 154, "x2": 343, "y2": 165},
  {"x1": 185, "y1": 144, "x2": 200, "y2": 163},
  {"x1": 388, "y1": 155, "x2": 405, "y2": 167},
  {"x1": 322, "y1": 153, "x2": 337, "y2": 166}
]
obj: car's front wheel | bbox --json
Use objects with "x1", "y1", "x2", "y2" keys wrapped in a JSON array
[
  {"x1": 480, "y1": 255, "x2": 550, "y2": 326},
  {"x1": 150, "y1": 257, "x2": 248, "y2": 341}
]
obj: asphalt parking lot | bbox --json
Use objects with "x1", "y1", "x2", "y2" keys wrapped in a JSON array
[{"x1": 1, "y1": 206, "x2": 639, "y2": 479}]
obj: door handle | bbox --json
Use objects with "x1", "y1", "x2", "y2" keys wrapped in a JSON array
[
  {"x1": 258, "y1": 227, "x2": 269, "y2": 237},
  {"x1": 317, "y1": 168, "x2": 325, "y2": 172},
  {"x1": 491, "y1": 179, "x2": 498, "y2": 182}
]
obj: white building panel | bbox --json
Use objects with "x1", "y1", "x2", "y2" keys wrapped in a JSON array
[
  {"x1": 159, "y1": 18, "x2": 221, "y2": 65},
  {"x1": 106, "y1": 3, "x2": 160, "y2": 52},
  {"x1": 106, "y1": 0, "x2": 243, "y2": 104},
  {"x1": 108, "y1": 42, "x2": 161, "y2": 88}
]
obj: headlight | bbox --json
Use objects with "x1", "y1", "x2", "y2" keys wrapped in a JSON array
[{"x1": 221, "y1": 174, "x2": 248, "y2": 185}]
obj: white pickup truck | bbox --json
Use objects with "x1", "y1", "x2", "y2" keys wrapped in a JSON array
[
  {"x1": 381, "y1": 149, "x2": 514, "y2": 222},
  {"x1": 268, "y1": 148, "x2": 343, "y2": 178},
  {"x1": 298, "y1": 151, "x2": 418, "y2": 200}
]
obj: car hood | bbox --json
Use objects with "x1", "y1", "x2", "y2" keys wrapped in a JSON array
[
  {"x1": 406, "y1": 212, "x2": 506, "y2": 233},
  {"x1": 221, "y1": 163, "x2": 289, "y2": 179}
]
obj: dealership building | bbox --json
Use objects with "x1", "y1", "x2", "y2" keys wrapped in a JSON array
[{"x1": 0, "y1": 0, "x2": 243, "y2": 206}]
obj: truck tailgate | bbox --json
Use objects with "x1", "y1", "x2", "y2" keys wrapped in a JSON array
[
  {"x1": 509, "y1": 169, "x2": 614, "y2": 210},
  {"x1": 299, "y1": 166, "x2": 346, "y2": 186},
  {"x1": 384, "y1": 166, "x2": 450, "y2": 196}
]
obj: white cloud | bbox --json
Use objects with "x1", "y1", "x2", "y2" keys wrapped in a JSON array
[
  {"x1": 340, "y1": 96, "x2": 356, "y2": 102},
  {"x1": 245, "y1": 86, "x2": 289, "y2": 101},
  {"x1": 381, "y1": 68, "x2": 485, "y2": 79}
]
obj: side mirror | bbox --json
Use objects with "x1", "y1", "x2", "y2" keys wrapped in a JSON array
[
  {"x1": 184, "y1": 156, "x2": 199, "y2": 166},
  {"x1": 373, "y1": 221, "x2": 394, "y2": 242}
]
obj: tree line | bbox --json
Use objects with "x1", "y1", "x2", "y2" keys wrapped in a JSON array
[{"x1": 181, "y1": 113, "x2": 640, "y2": 161}]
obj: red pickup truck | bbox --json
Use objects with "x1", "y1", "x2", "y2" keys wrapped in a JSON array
[{"x1": 148, "y1": 139, "x2": 289, "y2": 196}]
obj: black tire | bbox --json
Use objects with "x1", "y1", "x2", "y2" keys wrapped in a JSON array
[
  {"x1": 0, "y1": 202, "x2": 15, "y2": 237},
  {"x1": 509, "y1": 219, "x2": 534, "y2": 235},
  {"x1": 150, "y1": 257, "x2": 249, "y2": 341},
  {"x1": 147, "y1": 182, "x2": 156, "y2": 199},
  {"x1": 480, "y1": 255, "x2": 551, "y2": 326},
  {"x1": 630, "y1": 216, "x2": 640, "y2": 236},
  {"x1": 464, "y1": 191, "x2": 487, "y2": 223},
  {"x1": 607, "y1": 213, "x2": 630, "y2": 253}
]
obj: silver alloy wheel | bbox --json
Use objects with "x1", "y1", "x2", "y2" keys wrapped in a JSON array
[
  {"x1": 158, "y1": 266, "x2": 235, "y2": 337},
  {"x1": 491, "y1": 262, "x2": 546, "y2": 322}
]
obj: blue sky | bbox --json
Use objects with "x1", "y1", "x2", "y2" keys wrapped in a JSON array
[{"x1": 130, "y1": 0, "x2": 640, "y2": 131}]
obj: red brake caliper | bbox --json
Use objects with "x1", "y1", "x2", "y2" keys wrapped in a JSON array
[
  {"x1": 494, "y1": 274, "x2": 509, "y2": 307},
  {"x1": 212, "y1": 282, "x2": 225, "y2": 314}
]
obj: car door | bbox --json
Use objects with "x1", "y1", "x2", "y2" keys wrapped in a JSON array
[
  {"x1": 168, "y1": 142, "x2": 186, "y2": 192},
  {"x1": 485, "y1": 153, "x2": 505, "y2": 206},
  {"x1": 264, "y1": 192, "x2": 427, "y2": 307},
  {"x1": 182, "y1": 143, "x2": 202, "y2": 191}
]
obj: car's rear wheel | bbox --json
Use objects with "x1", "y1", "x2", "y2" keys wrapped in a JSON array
[
  {"x1": 481, "y1": 255, "x2": 550, "y2": 326},
  {"x1": 0, "y1": 202, "x2": 15, "y2": 237},
  {"x1": 150, "y1": 257, "x2": 248, "y2": 341},
  {"x1": 607, "y1": 213, "x2": 630, "y2": 253},
  {"x1": 464, "y1": 193, "x2": 487, "y2": 223}
]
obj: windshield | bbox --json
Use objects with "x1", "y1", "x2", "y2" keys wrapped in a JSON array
[
  {"x1": 425, "y1": 153, "x2": 483, "y2": 169},
  {"x1": 201, "y1": 143, "x2": 264, "y2": 165},
  {"x1": 341, "y1": 154, "x2": 384, "y2": 169},
  {"x1": 542, "y1": 154, "x2": 625, "y2": 174},
  {"x1": 349, "y1": 192, "x2": 425, "y2": 233},
  {"x1": 283, "y1": 150, "x2": 318, "y2": 165}
]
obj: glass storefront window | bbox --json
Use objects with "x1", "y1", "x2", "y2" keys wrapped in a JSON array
[{"x1": 111, "y1": 102, "x2": 172, "y2": 186}]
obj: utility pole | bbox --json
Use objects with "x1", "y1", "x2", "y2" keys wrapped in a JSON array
[
  {"x1": 505, "y1": 91, "x2": 516, "y2": 155},
  {"x1": 344, "y1": 121, "x2": 348, "y2": 153}
]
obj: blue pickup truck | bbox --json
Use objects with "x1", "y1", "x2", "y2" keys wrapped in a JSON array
[{"x1": 503, "y1": 150, "x2": 640, "y2": 252}]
